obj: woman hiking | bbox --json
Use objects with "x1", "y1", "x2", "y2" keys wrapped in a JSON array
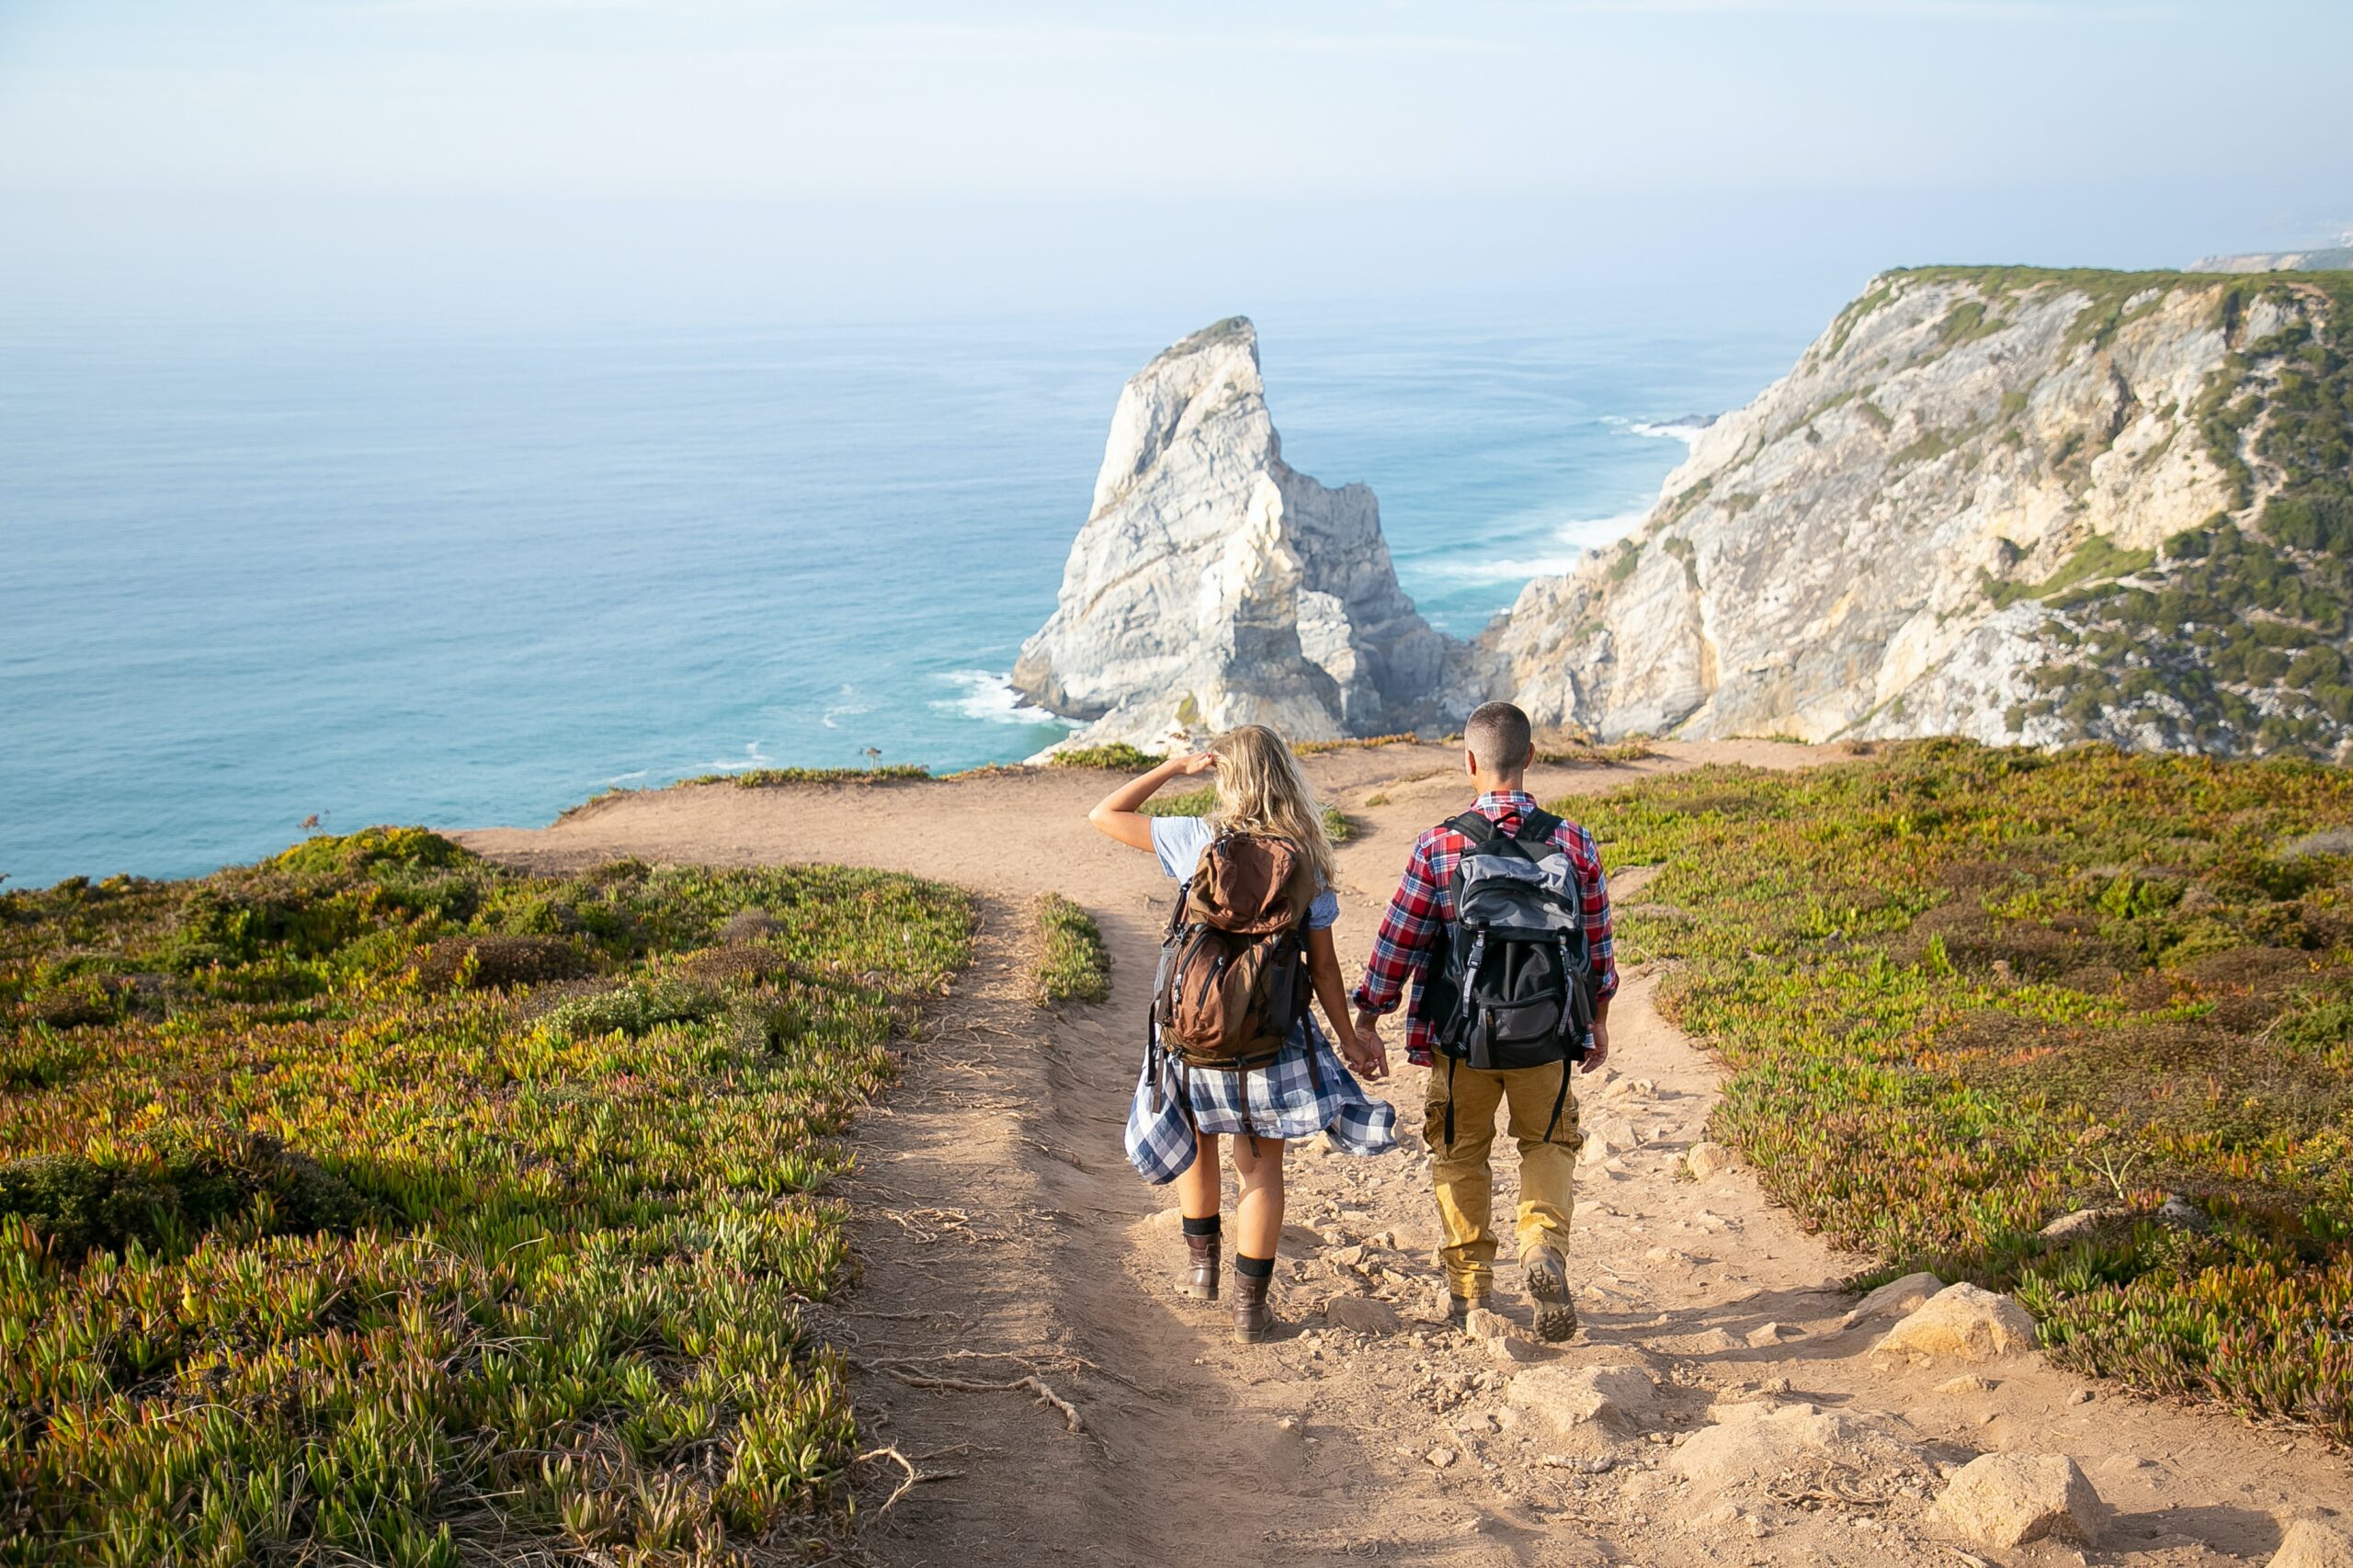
[{"x1": 1087, "y1": 725, "x2": 1397, "y2": 1341}]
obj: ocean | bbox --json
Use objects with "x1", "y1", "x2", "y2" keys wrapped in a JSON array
[{"x1": 1, "y1": 301, "x2": 1813, "y2": 887}]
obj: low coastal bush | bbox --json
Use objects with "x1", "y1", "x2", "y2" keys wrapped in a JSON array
[
  {"x1": 1030, "y1": 893, "x2": 1110, "y2": 1006},
  {"x1": 696, "y1": 765, "x2": 933, "y2": 788},
  {"x1": 0, "y1": 831, "x2": 973, "y2": 1562},
  {"x1": 1046, "y1": 743, "x2": 1164, "y2": 770},
  {"x1": 1575, "y1": 741, "x2": 2353, "y2": 1441},
  {"x1": 1292, "y1": 733, "x2": 1419, "y2": 755},
  {"x1": 1536, "y1": 740, "x2": 1656, "y2": 767}
]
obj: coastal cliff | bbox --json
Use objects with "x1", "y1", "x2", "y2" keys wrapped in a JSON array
[
  {"x1": 1490, "y1": 267, "x2": 2353, "y2": 757},
  {"x1": 1011, "y1": 317, "x2": 1484, "y2": 750}
]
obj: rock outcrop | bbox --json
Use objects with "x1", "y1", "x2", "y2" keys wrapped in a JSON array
[
  {"x1": 1487, "y1": 267, "x2": 2353, "y2": 758},
  {"x1": 2194, "y1": 244, "x2": 2353, "y2": 274},
  {"x1": 1013, "y1": 317, "x2": 1483, "y2": 751}
]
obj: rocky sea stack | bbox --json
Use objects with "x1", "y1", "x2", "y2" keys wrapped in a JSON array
[{"x1": 1011, "y1": 316, "x2": 1486, "y2": 751}]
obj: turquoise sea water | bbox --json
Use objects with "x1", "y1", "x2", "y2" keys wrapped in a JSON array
[{"x1": 1, "y1": 302, "x2": 1812, "y2": 886}]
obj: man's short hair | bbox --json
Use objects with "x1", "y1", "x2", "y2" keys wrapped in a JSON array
[{"x1": 1464, "y1": 701, "x2": 1534, "y2": 778}]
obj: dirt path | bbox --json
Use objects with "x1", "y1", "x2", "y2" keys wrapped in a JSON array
[{"x1": 459, "y1": 741, "x2": 2350, "y2": 1566}]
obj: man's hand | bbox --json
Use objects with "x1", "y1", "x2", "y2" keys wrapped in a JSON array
[
  {"x1": 1340, "y1": 1031, "x2": 1390, "y2": 1081},
  {"x1": 1578, "y1": 1014, "x2": 1610, "y2": 1074}
]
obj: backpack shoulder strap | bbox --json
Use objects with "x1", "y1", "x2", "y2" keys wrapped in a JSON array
[
  {"x1": 1449, "y1": 811, "x2": 1497, "y2": 846},
  {"x1": 1514, "y1": 808, "x2": 1564, "y2": 846}
]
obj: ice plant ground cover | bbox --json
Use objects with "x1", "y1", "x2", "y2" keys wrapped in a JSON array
[
  {"x1": 1577, "y1": 740, "x2": 2353, "y2": 1442},
  {"x1": 0, "y1": 828, "x2": 973, "y2": 1565}
]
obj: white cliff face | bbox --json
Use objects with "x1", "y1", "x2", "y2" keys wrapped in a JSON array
[
  {"x1": 1488, "y1": 268, "x2": 2347, "y2": 754},
  {"x1": 1013, "y1": 316, "x2": 1481, "y2": 750}
]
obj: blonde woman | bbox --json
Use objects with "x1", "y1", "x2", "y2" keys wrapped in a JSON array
[{"x1": 1088, "y1": 724, "x2": 1397, "y2": 1341}]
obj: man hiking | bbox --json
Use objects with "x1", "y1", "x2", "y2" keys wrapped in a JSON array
[{"x1": 1351, "y1": 701, "x2": 1615, "y2": 1341}]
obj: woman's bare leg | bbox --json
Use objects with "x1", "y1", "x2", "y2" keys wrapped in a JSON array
[
  {"x1": 1175, "y1": 1131, "x2": 1222, "y2": 1221},
  {"x1": 1229, "y1": 1134, "x2": 1286, "y2": 1260}
]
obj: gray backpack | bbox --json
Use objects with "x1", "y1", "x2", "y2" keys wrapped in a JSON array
[{"x1": 1423, "y1": 809, "x2": 1594, "y2": 1146}]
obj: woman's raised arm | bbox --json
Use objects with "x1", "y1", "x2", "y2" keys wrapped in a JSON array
[{"x1": 1086, "y1": 751, "x2": 1215, "y2": 851}]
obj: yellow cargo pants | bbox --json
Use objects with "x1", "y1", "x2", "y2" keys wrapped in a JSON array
[{"x1": 1423, "y1": 1057, "x2": 1578, "y2": 1301}]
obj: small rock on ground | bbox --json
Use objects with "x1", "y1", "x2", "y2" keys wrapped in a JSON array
[
  {"x1": 2039, "y1": 1206, "x2": 2126, "y2": 1241},
  {"x1": 1324, "y1": 1296, "x2": 1402, "y2": 1335},
  {"x1": 1685, "y1": 1140, "x2": 1734, "y2": 1180},
  {"x1": 1462, "y1": 1306, "x2": 1514, "y2": 1343},
  {"x1": 1839, "y1": 1270, "x2": 1943, "y2": 1330},
  {"x1": 1670, "y1": 1402, "x2": 1925, "y2": 1494}
]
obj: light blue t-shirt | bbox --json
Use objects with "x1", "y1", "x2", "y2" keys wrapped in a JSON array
[{"x1": 1148, "y1": 816, "x2": 1340, "y2": 931}]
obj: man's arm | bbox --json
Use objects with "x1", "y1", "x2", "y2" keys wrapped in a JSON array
[
  {"x1": 1572, "y1": 823, "x2": 1617, "y2": 1073},
  {"x1": 1350, "y1": 835, "x2": 1444, "y2": 1028}
]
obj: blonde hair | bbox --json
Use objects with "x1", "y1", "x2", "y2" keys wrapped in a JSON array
[{"x1": 1206, "y1": 724, "x2": 1337, "y2": 886}]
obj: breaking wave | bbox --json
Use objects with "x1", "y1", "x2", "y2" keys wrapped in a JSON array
[{"x1": 936, "y1": 670, "x2": 1078, "y2": 726}]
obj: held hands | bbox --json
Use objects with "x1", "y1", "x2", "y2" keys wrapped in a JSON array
[{"x1": 1344, "y1": 1008, "x2": 1391, "y2": 1081}]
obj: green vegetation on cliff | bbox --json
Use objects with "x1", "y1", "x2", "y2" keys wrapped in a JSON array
[
  {"x1": 0, "y1": 830, "x2": 972, "y2": 1563},
  {"x1": 2035, "y1": 284, "x2": 2353, "y2": 753},
  {"x1": 1578, "y1": 742, "x2": 2353, "y2": 1442}
]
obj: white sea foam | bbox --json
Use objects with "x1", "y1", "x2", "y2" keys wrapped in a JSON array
[
  {"x1": 601, "y1": 769, "x2": 650, "y2": 787},
  {"x1": 820, "y1": 683, "x2": 870, "y2": 730},
  {"x1": 936, "y1": 669, "x2": 1078, "y2": 727},
  {"x1": 1418, "y1": 509, "x2": 1651, "y2": 583},
  {"x1": 1603, "y1": 414, "x2": 1716, "y2": 447},
  {"x1": 699, "y1": 742, "x2": 774, "y2": 773}
]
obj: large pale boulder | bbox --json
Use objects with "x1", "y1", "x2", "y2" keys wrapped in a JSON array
[
  {"x1": 1013, "y1": 316, "x2": 1483, "y2": 750},
  {"x1": 1874, "y1": 1282, "x2": 2038, "y2": 1359},
  {"x1": 2271, "y1": 1519, "x2": 2353, "y2": 1568},
  {"x1": 1928, "y1": 1453, "x2": 2106, "y2": 1548}
]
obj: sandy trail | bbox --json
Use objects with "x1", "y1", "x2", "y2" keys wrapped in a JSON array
[{"x1": 459, "y1": 741, "x2": 2348, "y2": 1566}]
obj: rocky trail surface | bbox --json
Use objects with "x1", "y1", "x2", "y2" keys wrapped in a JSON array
[{"x1": 460, "y1": 742, "x2": 2351, "y2": 1567}]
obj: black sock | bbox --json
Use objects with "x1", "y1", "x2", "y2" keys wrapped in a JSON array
[
  {"x1": 1233, "y1": 1254, "x2": 1275, "y2": 1279},
  {"x1": 1181, "y1": 1215, "x2": 1221, "y2": 1238}
]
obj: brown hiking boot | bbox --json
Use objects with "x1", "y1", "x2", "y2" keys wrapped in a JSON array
[
  {"x1": 1522, "y1": 1245, "x2": 1578, "y2": 1342},
  {"x1": 1180, "y1": 1232, "x2": 1220, "y2": 1301},
  {"x1": 1233, "y1": 1268, "x2": 1275, "y2": 1343}
]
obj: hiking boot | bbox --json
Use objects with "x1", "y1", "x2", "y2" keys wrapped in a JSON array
[
  {"x1": 1521, "y1": 1245, "x2": 1578, "y2": 1343},
  {"x1": 1180, "y1": 1232, "x2": 1220, "y2": 1301},
  {"x1": 1448, "y1": 1292, "x2": 1491, "y2": 1327},
  {"x1": 1233, "y1": 1269, "x2": 1275, "y2": 1343}
]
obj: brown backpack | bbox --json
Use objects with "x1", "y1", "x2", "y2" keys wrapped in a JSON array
[{"x1": 1152, "y1": 833, "x2": 1318, "y2": 1073}]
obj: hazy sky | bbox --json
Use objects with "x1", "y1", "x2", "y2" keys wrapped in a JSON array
[{"x1": 2, "y1": 0, "x2": 2347, "y2": 323}]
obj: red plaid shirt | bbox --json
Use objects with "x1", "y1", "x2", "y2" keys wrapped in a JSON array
[{"x1": 1351, "y1": 790, "x2": 1616, "y2": 1066}]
